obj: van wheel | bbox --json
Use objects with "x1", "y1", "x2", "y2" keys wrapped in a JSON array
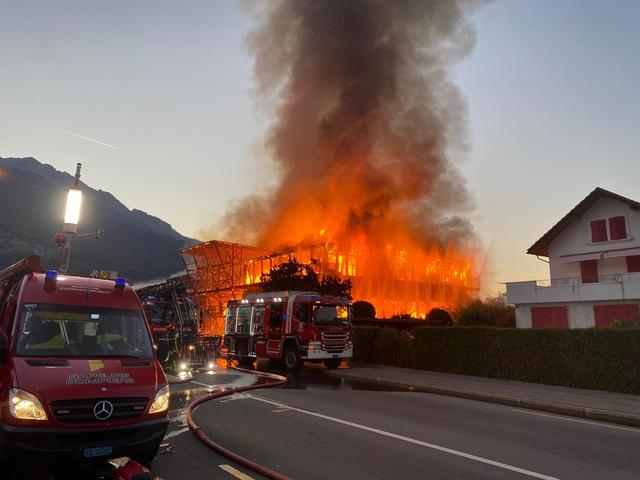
[
  {"x1": 283, "y1": 346, "x2": 302, "y2": 371},
  {"x1": 323, "y1": 358, "x2": 342, "y2": 369}
]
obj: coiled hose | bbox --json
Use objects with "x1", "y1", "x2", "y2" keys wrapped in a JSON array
[{"x1": 185, "y1": 367, "x2": 292, "y2": 480}]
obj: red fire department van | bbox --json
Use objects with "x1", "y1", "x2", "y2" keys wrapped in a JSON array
[
  {"x1": 224, "y1": 291, "x2": 352, "y2": 371},
  {"x1": 0, "y1": 256, "x2": 170, "y2": 469}
]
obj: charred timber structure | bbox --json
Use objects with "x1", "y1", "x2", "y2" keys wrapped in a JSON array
[{"x1": 181, "y1": 240, "x2": 475, "y2": 336}]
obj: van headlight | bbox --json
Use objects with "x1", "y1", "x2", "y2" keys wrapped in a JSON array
[
  {"x1": 149, "y1": 385, "x2": 170, "y2": 414},
  {"x1": 10, "y1": 388, "x2": 47, "y2": 421}
]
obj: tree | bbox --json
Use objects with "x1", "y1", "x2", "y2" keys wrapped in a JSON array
[
  {"x1": 452, "y1": 294, "x2": 515, "y2": 328},
  {"x1": 259, "y1": 258, "x2": 353, "y2": 300},
  {"x1": 456, "y1": 300, "x2": 493, "y2": 326},
  {"x1": 483, "y1": 294, "x2": 516, "y2": 328},
  {"x1": 259, "y1": 258, "x2": 319, "y2": 292},
  {"x1": 425, "y1": 308, "x2": 452, "y2": 326},
  {"x1": 352, "y1": 300, "x2": 376, "y2": 319},
  {"x1": 319, "y1": 276, "x2": 353, "y2": 300}
]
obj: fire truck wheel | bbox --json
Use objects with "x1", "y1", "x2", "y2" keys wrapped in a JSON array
[
  {"x1": 323, "y1": 358, "x2": 342, "y2": 369},
  {"x1": 283, "y1": 346, "x2": 302, "y2": 371}
]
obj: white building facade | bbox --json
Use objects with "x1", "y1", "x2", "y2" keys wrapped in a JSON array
[{"x1": 506, "y1": 188, "x2": 640, "y2": 328}]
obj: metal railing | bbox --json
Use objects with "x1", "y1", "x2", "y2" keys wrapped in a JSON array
[{"x1": 533, "y1": 273, "x2": 636, "y2": 288}]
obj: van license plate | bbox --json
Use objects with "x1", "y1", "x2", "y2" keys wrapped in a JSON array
[{"x1": 84, "y1": 446, "x2": 113, "y2": 458}]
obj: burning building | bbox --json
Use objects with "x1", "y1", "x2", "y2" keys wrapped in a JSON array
[
  {"x1": 187, "y1": 1, "x2": 483, "y2": 335},
  {"x1": 182, "y1": 239, "x2": 475, "y2": 336}
]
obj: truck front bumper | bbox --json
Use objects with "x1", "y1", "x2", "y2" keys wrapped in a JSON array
[
  {"x1": 0, "y1": 416, "x2": 168, "y2": 461},
  {"x1": 302, "y1": 344, "x2": 353, "y2": 360}
]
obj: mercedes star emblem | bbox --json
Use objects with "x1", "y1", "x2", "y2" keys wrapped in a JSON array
[{"x1": 93, "y1": 400, "x2": 114, "y2": 420}]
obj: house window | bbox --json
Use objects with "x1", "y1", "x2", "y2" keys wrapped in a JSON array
[
  {"x1": 594, "y1": 304, "x2": 639, "y2": 327},
  {"x1": 609, "y1": 216, "x2": 627, "y2": 240},
  {"x1": 627, "y1": 255, "x2": 640, "y2": 273},
  {"x1": 590, "y1": 219, "x2": 607, "y2": 243},
  {"x1": 580, "y1": 259, "x2": 599, "y2": 283},
  {"x1": 531, "y1": 307, "x2": 568, "y2": 328},
  {"x1": 590, "y1": 216, "x2": 629, "y2": 243}
]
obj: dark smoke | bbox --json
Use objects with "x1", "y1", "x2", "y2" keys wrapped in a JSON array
[{"x1": 216, "y1": 0, "x2": 483, "y2": 252}]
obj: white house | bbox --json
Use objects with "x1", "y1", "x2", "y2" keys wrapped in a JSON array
[{"x1": 506, "y1": 188, "x2": 640, "y2": 328}]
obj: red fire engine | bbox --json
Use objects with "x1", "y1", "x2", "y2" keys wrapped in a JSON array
[
  {"x1": 0, "y1": 256, "x2": 170, "y2": 473},
  {"x1": 224, "y1": 291, "x2": 353, "y2": 371}
]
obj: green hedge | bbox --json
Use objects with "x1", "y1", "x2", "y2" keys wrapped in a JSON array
[
  {"x1": 353, "y1": 326, "x2": 414, "y2": 367},
  {"x1": 352, "y1": 326, "x2": 640, "y2": 394}
]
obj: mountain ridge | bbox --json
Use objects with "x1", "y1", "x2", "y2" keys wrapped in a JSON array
[{"x1": 0, "y1": 156, "x2": 198, "y2": 282}]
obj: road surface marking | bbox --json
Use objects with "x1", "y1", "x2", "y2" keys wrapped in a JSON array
[
  {"x1": 190, "y1": 380, "x2": 216, "y2": 388},
  {"x1": 219, "y1": 464, "x2": 255, "y2": 480},
  {"x1": 219, "y1": 394, "x2": 250, "y2": 403},
  {"x1": 272, "y1": 406, "x2": 294, "y2": 413},
  {"x1": 164, "y1": 427, "x2": 190, "y2": 439},
  {"x1": 512, "y1": 408, "x2": 640, "y2": 433},
  {"x1": 246, "y1": 394, "x2": 559, "y2": 480}
]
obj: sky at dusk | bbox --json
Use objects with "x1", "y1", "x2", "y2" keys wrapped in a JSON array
[{"x1": 1, "y1": 0, "x2": 638, "y2": 293}]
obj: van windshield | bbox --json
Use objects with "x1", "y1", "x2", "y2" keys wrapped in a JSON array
[{"x1": 16, "y1": 303, "x2": 154, "y2": 358}]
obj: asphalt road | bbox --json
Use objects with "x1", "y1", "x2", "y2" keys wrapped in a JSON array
[
  {"x1": 34, "y1": 364, "x2": 637, "y2": 480},
  {"x1": 178, "y1": 366, "x2": 640, "y2": 480},
  {"x1": 152, "y1": 366, "x2": 269, "y2": 480}
]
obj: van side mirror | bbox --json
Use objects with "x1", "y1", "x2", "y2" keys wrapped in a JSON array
[{"x1": 156, "y1": 340, "x2": 169, "y2": 362}]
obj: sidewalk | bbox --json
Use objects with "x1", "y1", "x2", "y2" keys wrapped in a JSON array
[{"x1": 327, "y1": 363, "x2": 640, "y2": 427}]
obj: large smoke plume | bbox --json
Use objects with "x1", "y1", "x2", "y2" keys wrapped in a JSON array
[{"x1": 216, "y1": 0, "x2": 482, "y2": 254}]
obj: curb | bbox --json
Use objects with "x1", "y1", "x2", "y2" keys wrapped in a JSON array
[{"x1": 327, "y1": 369, "x2": 640, "y2": 429}]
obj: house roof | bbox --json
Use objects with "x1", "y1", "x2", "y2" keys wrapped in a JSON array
[{"x1": 527, "y1": 187, "x2": 640, "y2": 257}]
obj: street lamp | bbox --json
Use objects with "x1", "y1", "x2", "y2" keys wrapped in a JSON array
[
  {"x1": 57, "y1": 163, "x2": 83, "y2": 273},
  {"x1": 56, "y1": 164, "x2": 102, "y2": 273},
  {"x1": 63, "y1": 188, "x2": 82, "y2": 233}
]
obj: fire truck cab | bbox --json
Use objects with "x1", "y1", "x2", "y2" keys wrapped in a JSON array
[
  {"x1": 0, "y1": 256, "x2": 170, "y2": 469},
  {"x1": 224, "y1": 291, "x2": 352, "y2": 371}
]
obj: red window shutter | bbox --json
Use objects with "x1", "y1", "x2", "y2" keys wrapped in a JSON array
[
  {"x1": 531, "y1": 307, "x2": 568, "y2": 328},
  {"x1": 627, "y1": 255, "x2": 640, "y2": 273},
  {"x1": 594, "y1": 304, "x2": 640, "y2": 327},
  {"x1": 590, "y1": 219, "x2": 607, "y2": 242},
  {"x1": 580, "y1": 260, "x2": 599, "y2": 283},
  {"x1": 609, "y1": 216, "x2": 627, "y2": 241}
]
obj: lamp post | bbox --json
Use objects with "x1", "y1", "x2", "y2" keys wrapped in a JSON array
[
  {"x1": 58, "y1": 163, "x2": 83, "y2": 273},
  {"x1": 55, "y1": 164, "x2": 104, "y2": 274}
]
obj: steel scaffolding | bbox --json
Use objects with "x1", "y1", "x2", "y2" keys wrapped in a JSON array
[{"x1": 181, "y1": 241, "x2": 261, "y2": 335}]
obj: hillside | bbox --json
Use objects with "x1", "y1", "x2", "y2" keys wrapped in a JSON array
[{"x1": 0, "y1": 157, "x2": 198, "y2": 282}]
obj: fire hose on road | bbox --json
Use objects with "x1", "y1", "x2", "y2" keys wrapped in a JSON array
[{"x1": 184, "y1": 367, "x2": 292, "y2": 480}]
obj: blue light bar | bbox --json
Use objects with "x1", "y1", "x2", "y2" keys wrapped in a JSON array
[
  {"x1": 115, "y1": 277, "x2": 126, "y2": 288},
  {"x1": 45, "y1": 270, "x2": 58, "y2": 281}
]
